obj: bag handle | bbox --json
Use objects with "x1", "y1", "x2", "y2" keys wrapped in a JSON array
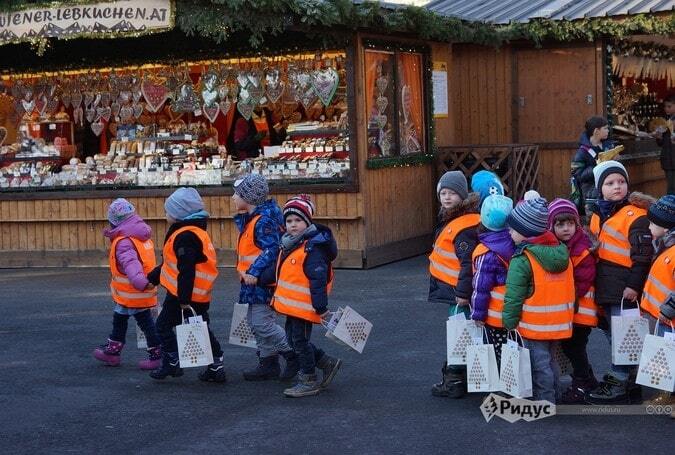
[
  {"x1": 181, "y1": 305, "x2": 197, "y2": 321},
  {"x1": 619, "y1": 297, "x2": 641, "y2": 316},
  {"x1": 654, "y1": 319, "x2": 675, "y2": 336},
  {"x1": 507, "y1": 329, "x2": 525, "y2": 347}
]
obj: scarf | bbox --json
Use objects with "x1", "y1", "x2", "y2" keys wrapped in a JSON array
[{"x1": 281, "y1": 224, "x2": 317, "y2": 252}]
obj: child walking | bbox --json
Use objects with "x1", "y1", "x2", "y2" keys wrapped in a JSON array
[
  {"x1": 502, "y1": 197, "x2": 576, "y2": 404},
  {"x1": 429, "y1": 171, "x2": 480, "y2": 398},
  {"x1": 586, "y1": 161, "x2": 654, "y2": 404},
  {"x1": 267, "y1": 195, "x2": 342, "y2": 397},
  {"x1": 547, "y1": 198, "x2": 599, "y2": 403},
  {"x1": 147, "y1": 187, "x2": 225, "y2": 382},
  {"x1": 470, "y1": 194, "x2": 514, "y2": 368},
  {"x1": 640, "y1": 195, "x2": 675, "y2": 410},
  {"x1": 94, "y1": 198, "x2": 161, "y2": 369},
  {"x1": 233, "y1": 174, "x2": 298, "y2": 381}
]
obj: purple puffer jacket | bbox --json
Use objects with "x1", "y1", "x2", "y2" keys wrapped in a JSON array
[
  {"x1": 103, "y1": 214, "x2": 152, "y2": 291},
  {"x1": 470, "y1": 229, "x2": 515, "y2": 322},
  {"x1": 564, "y1": 228, "x2": 595, "y2": 299}
]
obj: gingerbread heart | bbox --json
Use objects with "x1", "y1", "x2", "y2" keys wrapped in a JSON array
[
  {"x1": 100, "y1": 91, "x2": 111, "y2": 107},
  {"x1": 83, "y1": 91, "x2": 94, "y2": 108},
  {"x1": 71, "y1": 91, "x2": 83, "y2": 108},
  {"x1": 248, "y1": 85, "x2": 264, "y2": 104},
  {"x1": 11, "y1": 81, "x2": 23, "y2": 99},
  {"x1": 202, "y1": 104, "x2": 220, "y2": 123},
  {"x1": 300, "y1": 87, "x2": 319, "y2": 110},
  {"x1": 91, "y1": 121, "x2": 104, "y2": 137},
  {"x1": 132, "y1": 88, "x2": 142, "y2": 104},
  {"x1": 118, "y1": 91, "x2": 131, "y2": 104},
  {"x1": 141, "y1": 80, "x2": 169, "y2": 113},
  {"x1": 61, "y1": 92, "x2": 71, "y2": 108},
  {"x1": 376, "y1": 75, "x2": 388, "y2": 94},
  {"x1": 237, "y1": 101, "x2": 254, "y2": 120},
  {"x1": 21, "y1": 99, "x2": 35, "y2": 114},
  {"x1": 119, "y1": 105, "x2": 133, "y2": 122},
  {"x1": 35, "y1": 97, "x2": 48, "y2": 116},
  {"x1": 248, "y1": 70, "x2": 263, "y2": 88},
  {"x1": 312, "y1": 67, "x2": 339, "y2": 107},
  {"x1": 85, "y1": 108, "x2": 96, "y2": 123},
  {"x1": 217, "y1": 85, "x2": 229, "y2": 101},
  {"x1": 376, "y1": 114, "x2": 387, "y2": 129},
  {"x1": 376, "y1": 96, "x2": 388, "y2": 113},
  {"x1": 237, "y1": 72, "x2": 249, "y2": 89},
  {"x1": 133, "y1": 104, "x2": 144, "y2": 119},
  {"x1": 14, "y1": 99, "x2": 25, "y2": 116},
  {"x1": 0, "y1": 126, "x2": 7, "y2": 146},
  {"x1": 111, "y1": 102, "x2": 121, "y2": 117},
  {"x1": 265, "y1": 69, "x2": 284, "y2": 104},
  {"x1": 97, "y1": 106, "x2": 111, "y2": 122},
  {"x1": 46, "y1": 97, "x2": 59, "y2": 115},
  {"x1": 219, "y1": 99, "x2": 232, "y2": 116},
  {"x1": 92, "y1": 93, "x2": 102, "y2": 108}
]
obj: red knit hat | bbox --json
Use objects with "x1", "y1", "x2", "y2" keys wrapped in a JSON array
[{"x1": 283, "y1": 194, "x2": 315, "y2": 226}]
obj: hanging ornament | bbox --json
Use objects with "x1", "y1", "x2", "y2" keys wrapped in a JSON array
[
  {"x1": 264, "y1": 68, "x2": 284, "y2": 104},
  {"x1": 311, "y1": 67, "x2": 339, "y2": 107},
  {"x1": 172, "y1": 80, "x2": 201, "y2": 113},
  {"x1": 141, "y1": 78, "x2": 169, "y2": 113},
  {"x1": 90, "y1": 120, "x2": 104, "y2": 137}
]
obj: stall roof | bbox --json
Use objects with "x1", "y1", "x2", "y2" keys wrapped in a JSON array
[{"x1": 426, "y1": 0, "x2": 675, "y2": 23}]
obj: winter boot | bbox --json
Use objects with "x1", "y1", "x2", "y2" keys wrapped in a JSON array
[
  {"x1": 149, "y1": 352, "x2": 183, "y2": 380},
  {"x1": 93, "y1": 339, "x2": 124, "y2": 366},
  {"x1": 561, "y1": 373, "x2": 600, "y2": 404},
  {"x1": 243, "y1": 354, "x2": 280, "y2": 381},
  {"x1": 138, "y1": 346, "x2": 161, "y2": 370},
  {"x1": 279, "y1": 350, "x2": 300, "y2": 382},
  {"x1": 586, "y1": 374, "x2": 632, "y2": 404},
  {"x1": 283, "y1": 372, "x2": 321, "y2": 398},
  {"x1": 199, "y1": 356, "x2": 227, "y2": 383},
  {"x1": 431, "y1": 362, "x2": 466, "y2": 398},
  {"x1": 316, "y1": 354, "x2": 342, "y2": 389}
]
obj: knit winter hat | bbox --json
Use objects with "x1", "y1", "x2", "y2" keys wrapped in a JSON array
[
  {"x1": 234, "y1": 173, "x2": 269, "y2": 206},
  {"x1": 547, "y1": 198, "x2": 580, "y2": 230},
  {"x1": 283, "y1": 194, "x2": 315, "y2": 226},
  {"x1": 165, "y1": 187, "x2": 206, "y2": 221},
  {"x1": 108, "y1": 198, "x2": 135, "y2": 226},
  {"x1": 593, "y1": 160, "x2": 628, "y2": 190},
  {"x1": 480, "y1": 195, "x2": 513, "y2": 231},
  {"x1": 436, "y1": 171, "x2": 468, "y2": 200},
  {"x1": 506, "y1": 196, "x2": 549, "y2": 238},
  {"x1": 648, "y1": 194, "x2": 675, "y2": 230},
  {"x1": 471, "y1": 170, "x2": 505, "y2": 205}
]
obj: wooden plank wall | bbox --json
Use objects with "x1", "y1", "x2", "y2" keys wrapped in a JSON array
[
  {"x1": 537, "y1": 148, "x2": 576, "y2": 200},
  {"x1": 0, "y1": 192, "x2": 365, "y2": 267}
]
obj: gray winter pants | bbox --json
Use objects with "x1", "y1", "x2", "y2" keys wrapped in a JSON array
[
  {"x1": 523, "y1": 339, "x2": 561, "y2": 404},
  {"x1": 246, "y1": 303, "x2": 292, "y2": 357}
]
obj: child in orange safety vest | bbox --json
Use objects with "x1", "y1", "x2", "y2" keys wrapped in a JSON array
[
  {"x1": 502, "y1": 196, "x2": 576, "y2": 404},
  {"x1": 547, "y1": 198, "x2": 598, "y2": 404},
  {"x1": 262, "y1": 195, "x2": 342, "y2": 398},
  {"x1": 146, "y1": 187, "x2": 225, "y2": 383},
  {"x1": 93, "y1": 198, "x2": 160, "y2": 370}
]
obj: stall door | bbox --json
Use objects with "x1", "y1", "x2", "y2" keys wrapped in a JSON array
[{"x1": 516, "y1": 46, "x2": 603, "y2": 144}]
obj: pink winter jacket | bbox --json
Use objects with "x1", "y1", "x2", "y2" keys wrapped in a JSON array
[
  {"x1": 103, "y1": 214, "x2": 152, "y2": 291},
  {"x1": 565, "y1": 228, "x2": 596, "y2": 299}
]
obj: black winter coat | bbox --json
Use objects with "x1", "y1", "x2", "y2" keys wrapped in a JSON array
[{"x1": 428, "y1": 193, "x2": 480, "y2": 305}]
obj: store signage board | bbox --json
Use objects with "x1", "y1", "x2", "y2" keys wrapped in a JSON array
[
  {"x1": 0, "y1": 0, "x2": 174, "y2": 45},
  {"x1": 432, "y1": 61, "x2": 448, "y2": 119}
]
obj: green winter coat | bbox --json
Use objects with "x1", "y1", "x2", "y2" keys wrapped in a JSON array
[{"x1": 502, "y1": 232, "x2": 571, "y2": 330}]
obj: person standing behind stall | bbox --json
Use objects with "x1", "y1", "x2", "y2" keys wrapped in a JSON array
[{"x1": 654, "y1": 94, "x2": 675, "y2": 194}]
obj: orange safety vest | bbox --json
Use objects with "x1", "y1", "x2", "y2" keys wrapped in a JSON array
[
  {"x1": 571, "y1": 249, "x2": 599, "y2": 327},
  {"x1": 640, "y1": 244, "x2": 675, "y2": 324},
  {"x1": 472, "y1": 243, "x2": 509, "y2": 328},
  {"x1": 109, "y1": 237, "x2": 158, "y2": 308},
  {"x1": 518, "y1": 250, "x2": 575, "y2": 340},
  {"x1": 272, "y1": 241, "x2": 334, "y2": 324},
  {"x1": 160, "y1": 226, "x2": 218, "y2": 303},
  {"x1": 589, "y1": 205, "x2": 646, "y2": 268},
  {"x1": 237, "y1": 214, "x2": 262, "y2": 274},
  {"x1": 429, "y1": 213, "x2": 481, "y2": 286}
]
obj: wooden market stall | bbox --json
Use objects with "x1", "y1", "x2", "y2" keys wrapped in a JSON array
[
  {"x1": 428, "y1": 0, "x2": 673, "y2": 200},
  {"x1": 0, "y1": 1, "x2": 465, "y2": 269}
]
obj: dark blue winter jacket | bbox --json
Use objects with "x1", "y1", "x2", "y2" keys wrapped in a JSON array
[{"x1": 234, "y1": 199, "x2": 283, "y2": 305}]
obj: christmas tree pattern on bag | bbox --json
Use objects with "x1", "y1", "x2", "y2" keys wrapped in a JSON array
[
  {"x1": 232, "y1": 319, "x2": 255, "y2": 345},
  {"x1": 640, "y1": 348, "x2": 673, "y2": 386},
  {"x1": 618, "y1": 325, "x2": 645, "y2": 363},
  {"x1": 469, "y1": 353, "x2": 486, "y2": 389},
  {"x1": 182, "y1": 332, "x2": 206, "y2": 364},
  {"x1": 452, "y1": 327, "x2": 474, "y2": 363}
]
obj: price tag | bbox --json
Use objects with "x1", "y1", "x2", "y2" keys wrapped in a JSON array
[
  {"x1": 158, "y1": 132, "x2": 170, "y2": 138},
  {"x1": 184, "y1": 135, "x2": 192, "y2": 140},
  {"x1": 193, "y1": 109, "x2": 202, "y2": 117},
  {"x1": 48, "y1": 124, "x2": 56, "y2": 130}
]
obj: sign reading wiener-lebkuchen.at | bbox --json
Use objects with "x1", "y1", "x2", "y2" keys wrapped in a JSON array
[{"x1": 0, "y1": 0, "x2": 174, "y2": 45}]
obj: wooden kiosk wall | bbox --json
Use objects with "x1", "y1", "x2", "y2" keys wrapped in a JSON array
[
  {"x1": 451, "y1": 42, "x2": 667, "y2": 199},
  {"x1": 0, "y1": 34, "x2": 449, "y2": 269}
]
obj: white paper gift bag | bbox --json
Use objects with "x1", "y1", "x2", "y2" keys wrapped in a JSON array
[
  {"x1": 466, "y1": 329, "x2": 500, "y2": 393},
  {"x1": 176, "y1": 307, "x2": 213, "y2": 368},
  {"x1": 551, "y1": 341, "x2": 573, "y2": 377},
  {"x1": 228, "y1": 303, "x2": 257, "y2": 349},
  {"x1": 611, "y1": 301, "x2": 650, "y2": 365},
  {"x1": 499, "y1": 331, "x2": 533, "y2": 398},
  {"x1": 636, "y1": 323, "x2": 675, "y2": 392},
  {"x1": 446, "y1": 313, "x2": 482, "y2": 365},
  {"x1": 324, "y1": 306, "x2": 372, "y2": 354},
  {"x1": 135, "y1": 306, "x2": 160, "y2": 349}
]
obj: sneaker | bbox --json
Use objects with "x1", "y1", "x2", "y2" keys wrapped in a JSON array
[
  {"x1": 199, "y1": 357, "x2": 227, "y2": 383},
  {"x1": 138, "y1": 346, "x2": 161, "y2": 370},
  {"x1": 586, "y1": 374, "x2": 630, "y2": 404},
  {"x1": 317, "y1": 354, "x2": 342, "y2": 389},
  {"x1": 93, "y1": 339, "x2": 124, "y2": 367},
  {"x1": 561, "y1": 374, "x2": 599, "y2": 404},
  {"x1": 279, "y1": 351, "x2": 300, "y2": 382},
  {"x1": 283, "y1": 373, "x2": 321, "y2": 398},
  {"x1": 150, "y1": 352, "x2": 183, "y2": 380},
  {"x1": 243, "y1": 355, "x2": 280, "y2": 381},
  {"x1": 431, "y1": 363, "x2": 465, "y2": 398}
]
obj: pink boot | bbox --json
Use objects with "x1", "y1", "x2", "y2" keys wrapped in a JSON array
[
  {"x1": 93, "y1": 339, "x2": 124, "y2": 366},
  {"x1": 139, "y1": 346, "x2": 161, "y2": 370}
]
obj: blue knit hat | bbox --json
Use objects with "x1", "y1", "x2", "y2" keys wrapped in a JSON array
[
  {"x1": 165, "y1": 187, "x2": 207, "y2": 221},
  {"x1": 471, "y1": 170, "x2": 504, "y2": 205},
  {"x1": 648, "y1": 195, "x2": 675, "y2": 230},
  {"x1": 481, "y1": 195, "x2": 513, "y2": 231},
  {"x1": 507, "y1": 197, "x2": 549, "y2": 238},
  {"x1": 234, "y1": 174, "x2": 269, "y2": 206}
]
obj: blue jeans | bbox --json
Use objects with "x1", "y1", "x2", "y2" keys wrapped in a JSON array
[
  {"x1": 110, "y1": 308, "x2": 160, "y2": 347},
  {"x1": 285, "y1": 316, "x2": 325, "y2": 375},
  {"x1": 602, "y1": 304, "x2": 639, "y2": 381},
  {"x1": 523, "y1": 339, "x2": 560, "y2": 403}
]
